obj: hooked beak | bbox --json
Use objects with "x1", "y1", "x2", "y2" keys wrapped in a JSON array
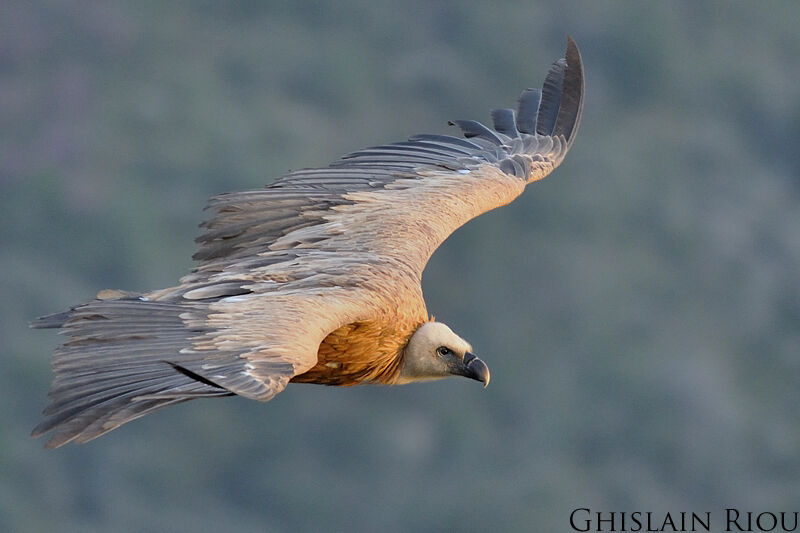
[{"x1": 461, "y1": 351, "x2": 490, "y2": 387}]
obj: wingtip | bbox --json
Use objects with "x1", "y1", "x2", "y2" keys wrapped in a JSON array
[
  {"x1": 554, "y1": 35, "x2": 585, "y2": 147},
  {"x1": 566, "y1": 34, "x2": 578, "y2": 50},
  {"x1": 565, "y1": 35, "x2": 582, "y2": 63},
  {"x1": 565, "y1": 35, "x2": 584, "y2": 84}
]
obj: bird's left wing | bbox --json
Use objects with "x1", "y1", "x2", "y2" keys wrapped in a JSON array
[{"x1": 191, "y1": 38, "x2": 583, "y2": 284}]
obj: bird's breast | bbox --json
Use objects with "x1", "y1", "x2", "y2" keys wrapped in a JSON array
[{"x1": 291, "y1": 318, "x2": 421, "y2": 386}]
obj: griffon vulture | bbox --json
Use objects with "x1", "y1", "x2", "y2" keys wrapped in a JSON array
[{"x1": 32, "y1": 38, "x2": 584, "y2": 448}]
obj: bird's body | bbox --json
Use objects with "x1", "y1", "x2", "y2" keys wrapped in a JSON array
[{"x1": 32, "y1": 39, "x2": 584, "y2": 448}]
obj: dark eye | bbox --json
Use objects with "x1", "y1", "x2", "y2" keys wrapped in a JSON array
[{"x1": 436, "y1": 346, "x2": 452, "y2": 357}]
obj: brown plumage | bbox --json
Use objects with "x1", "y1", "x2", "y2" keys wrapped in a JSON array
[{"x1": 31, "y1": 38, "x2": 585, "y2": 448}]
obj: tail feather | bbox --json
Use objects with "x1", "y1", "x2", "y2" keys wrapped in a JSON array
[{"x1": 32, "y1": 297, "x2": 232, "y2": 448}]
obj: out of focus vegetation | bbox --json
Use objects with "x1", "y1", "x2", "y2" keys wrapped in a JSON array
[{"x1": 3, "y1": 1, "x2": 799, "y2": 531}]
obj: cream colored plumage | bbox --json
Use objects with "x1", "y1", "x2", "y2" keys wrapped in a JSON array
[{"x1": 32, "y1": 38, "x2": 584, "y2": 448}]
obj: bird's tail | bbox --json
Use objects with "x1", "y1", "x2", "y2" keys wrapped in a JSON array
[{"x1": 31, "y1": 294, "x2": 231, "y2": 448}]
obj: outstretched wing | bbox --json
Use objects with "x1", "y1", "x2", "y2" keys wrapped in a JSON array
[{"x1": 192, "y1": 38, "x2": 583, "y2": 283}]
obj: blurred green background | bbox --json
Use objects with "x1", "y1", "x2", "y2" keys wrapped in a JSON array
[{"x1": 3, "y1": 1, "x2": 800, "y2": 531}]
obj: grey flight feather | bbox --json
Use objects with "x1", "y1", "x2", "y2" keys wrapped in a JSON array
[
  {"x1": 535, "y1": 58, "x2": 567, "y2": 136},
  {"x1": 491, "y1": 108, "x2": 519, "y2": 138},
  {"x1": 516, "y1": 88, "x2": 542, "y2": 134},
  {"x1": 31, "y1": 299, "x2": 232, "y2": 448}
]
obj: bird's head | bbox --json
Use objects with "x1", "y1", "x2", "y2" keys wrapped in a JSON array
[{"x1": 397, "y1": 322, "x2": 490, "y2": 387}]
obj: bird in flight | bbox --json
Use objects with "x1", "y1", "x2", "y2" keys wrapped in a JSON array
[{"x1": 32, "y1": 38, "x2": 584, "y2": 448}]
